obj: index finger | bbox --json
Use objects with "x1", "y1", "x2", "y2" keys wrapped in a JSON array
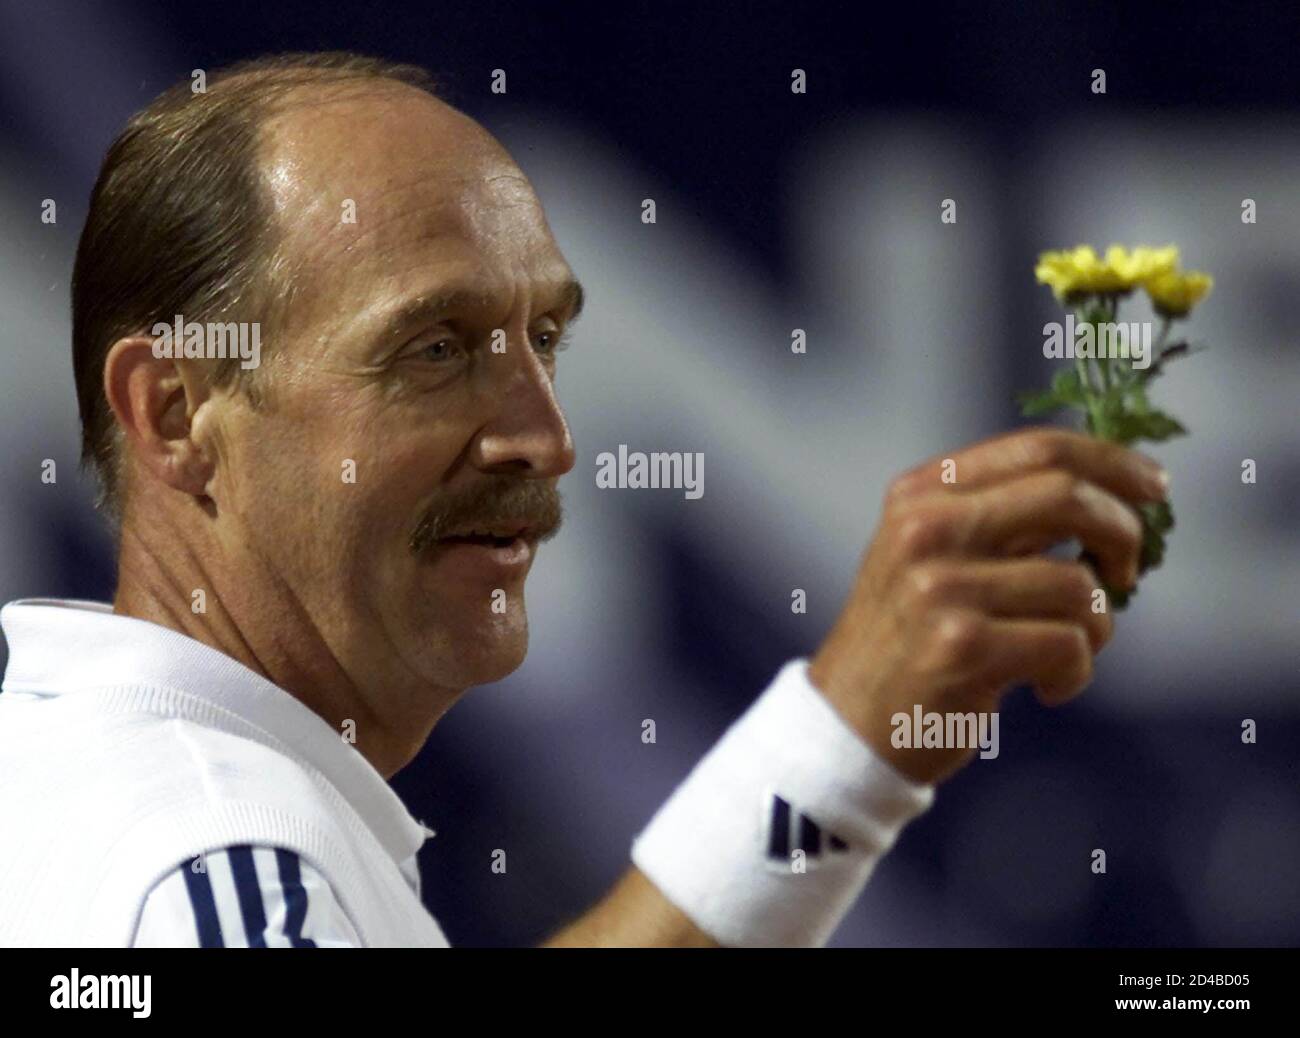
[{"x1": 891, "y1": 427, "x2": 1169, "y2": 504}]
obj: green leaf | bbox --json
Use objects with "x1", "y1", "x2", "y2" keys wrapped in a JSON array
[
  {"x1": 1016, "y1": 369, "x2": 1089, "y2": 417},
  {"x1": 1137, "y1": 499, "x2": 1174, "y2": 573},
  {"x1": 1125, "y1": 381, "x2": 1151, "y2": 414},
  {"x1": 1017, "y1": 388, "x2": 1062, "y2": 417},
  {"x1": 1051, "y1": 368, "x2": 1086, "y2": 404},
  {"x1": 1107, "y1": 409, "x2": 1187, "y2": 446},
  {"x1": 1103, "y1": 578, "x2": 1133, "y2": 609}
]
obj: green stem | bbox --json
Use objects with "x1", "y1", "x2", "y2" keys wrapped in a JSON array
[
  {"x1": 1101, "y1": 295, "x2": 1118, "y2": 391},
  {"x1": 1072, "y1": 305, "x2": 1102, "y2": 435},
  {"x1": 1074, "y1": 354, "x2": 1100, "y2": 434}
]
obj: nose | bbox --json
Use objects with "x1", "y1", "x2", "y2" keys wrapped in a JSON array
[{"x1": 470, "y1": 345, "x2": 576, "y2": 479}]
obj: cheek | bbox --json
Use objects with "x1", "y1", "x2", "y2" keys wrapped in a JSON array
[
  {"x1": 336, "y1": 424, "x2": 472, "y2": 580},
  {"x1": 219, "y1": 381, "x2": 474, "y2": 557},
  {"x1": 214, "y1": 409, "x2": 363, "y2": 560},
  {"x1": 208, "y1": 410, "x2": 301, "y2": 518}
]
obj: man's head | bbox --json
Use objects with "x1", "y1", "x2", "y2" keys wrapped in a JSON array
[{"x1": 73, "y1": 53, "x2": 581, "y2": 711}]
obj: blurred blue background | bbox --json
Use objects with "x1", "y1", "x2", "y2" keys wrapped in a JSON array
[{"x1": 0, "y1": 0, "x2": 1297, "y2": 946}]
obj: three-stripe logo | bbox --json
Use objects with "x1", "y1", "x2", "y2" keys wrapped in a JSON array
[{"x1": 765, "y1": 791, "x2": 849, "y2": 867}]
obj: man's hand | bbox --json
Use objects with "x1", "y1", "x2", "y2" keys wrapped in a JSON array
[
  {"x1": 548, "y1": 428, "x2": 1168, "y2": 947},
  {"x1": 808, "y1": 427, "x2": 1169, "y2": 786}
]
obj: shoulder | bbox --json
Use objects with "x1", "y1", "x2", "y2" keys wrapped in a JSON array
[
  {"x1": 61, "y1": 708, "x2": 351, "y2": 852},
  {"x1": 2, "y1": 696, "x2": 337, "y2": 821},
  {"x1": 132, "y1": 845, "x2": 363, "y2": 948}
]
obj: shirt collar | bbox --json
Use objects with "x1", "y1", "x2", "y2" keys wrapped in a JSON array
[{"x1": 0, "y1": 597, "x2": 432, "y2": 869}]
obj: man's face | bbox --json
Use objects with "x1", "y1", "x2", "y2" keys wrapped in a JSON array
[{"x1": 207, "y1": 84, "x2": 579, "y2": 697}]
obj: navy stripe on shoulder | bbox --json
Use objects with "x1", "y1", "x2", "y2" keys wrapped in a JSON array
[
  {"x1": 181, "y1": 855, "x2": 224, "y2": 948},
  {"x1": 275, "y1": 848, "x2": 317, "y2": 948},
  {"x1": 227, "y1": 844, "x2": 269, "y2": 948}
]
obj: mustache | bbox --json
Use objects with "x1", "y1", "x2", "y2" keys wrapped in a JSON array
[{"x1": 409, "y1": 477, "x2": 564, "y2": 555}]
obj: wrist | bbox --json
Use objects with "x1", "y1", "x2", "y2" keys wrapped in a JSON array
[
  {"x1": 808, "y1": 647, "x2": 963, "y2": 786},
  {"x1": 630, "y1": 658, "x2": 935, "y2": 947}
]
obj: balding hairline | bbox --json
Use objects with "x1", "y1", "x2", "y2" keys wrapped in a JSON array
[{"x1": 72, "y1": 53, "x2": 448, "y2": 525}]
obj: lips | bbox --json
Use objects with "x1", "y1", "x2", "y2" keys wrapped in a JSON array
[
  {"x1": 427, "y1": 525, "x2": 535, "y2": 572},
  {"x1": 436, "y1": 520, "x2": 535, "y2": 547}
]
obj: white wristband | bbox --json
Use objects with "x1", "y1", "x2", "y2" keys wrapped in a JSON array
[{"x1": 631, "y1": 658, "x2": 935, "y2": 947}]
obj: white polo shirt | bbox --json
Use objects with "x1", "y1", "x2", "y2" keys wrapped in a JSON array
[{"x1": 0, "y1": 598, "x2": 449, "y2": 948}]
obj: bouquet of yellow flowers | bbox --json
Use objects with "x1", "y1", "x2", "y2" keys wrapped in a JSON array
[{"x1": 1019, "y1": 244, "x2": 1212, "y2": 607}]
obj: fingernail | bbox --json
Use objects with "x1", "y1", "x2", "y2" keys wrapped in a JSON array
[
  {"x1": 1139, "y1": 455, "x2": 1169, "y2": 493},
  {"x1": 1136, "y1": 452, "x2": 1166, "y2": 486}
]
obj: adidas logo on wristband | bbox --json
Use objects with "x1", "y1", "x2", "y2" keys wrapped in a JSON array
[{"x1": 764, "y1": 791, "x2": 850, "y2": 868}]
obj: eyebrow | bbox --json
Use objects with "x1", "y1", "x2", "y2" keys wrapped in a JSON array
[
  {"x1": 557, "y1": 278, "x2": 585, "y2": 323},
  {"x1": 378, "y1": 277, "x2": 586, "y2": 347}
]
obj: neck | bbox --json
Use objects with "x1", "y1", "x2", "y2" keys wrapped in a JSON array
[{"x1": 111, "y1": 503, "x2": 452, "y2": 778}]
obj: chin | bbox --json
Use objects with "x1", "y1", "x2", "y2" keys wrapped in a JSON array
[{"x1": 435, "y1": 617, "x2": 530, "y2": 688}]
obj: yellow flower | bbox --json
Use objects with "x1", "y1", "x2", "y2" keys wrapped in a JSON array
[
  {"x1": 1035, "y1": 245, "x2": 1130, "y2": 302},
  {"x1": 1036, "y1": 243, "x2": 1185, "y2": 303},
  {"x1": 1103, "y1": 244, "x2": 1179, "y2": 284},
  {"x1": 1144, "y1": 270, "x2": 1213, "y2": 317}
]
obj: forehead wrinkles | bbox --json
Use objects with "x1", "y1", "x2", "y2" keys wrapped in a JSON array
[
  {"x1": 256, "y1": 90, "x2": 556, "y2": 337},
  {"x1": 468, "y1": 171, "x2": 547, "y2": 237},
  {"x1": 276, "y1": 177, "x2": 557, "y2": 343},
  {"x1": 276, "y1": 176, "x2": 552, "y2": 335}
]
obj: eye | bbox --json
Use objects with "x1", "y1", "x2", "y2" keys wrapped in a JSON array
[
  {"x1": 532, "y1": 326, "x2": 572, "y2": 355},
  {"x1": 415, "y1": 337, "x2": 465, "y2": 363}
]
